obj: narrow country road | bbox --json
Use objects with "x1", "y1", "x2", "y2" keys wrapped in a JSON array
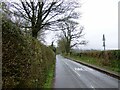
[{"x1": 54, "y1": 55, "x2": 119, "y2": 89}]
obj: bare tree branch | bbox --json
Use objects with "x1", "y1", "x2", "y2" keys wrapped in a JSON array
[
  {"x1": 9, "y1": 0, "x2": 80, "y2": 38},
  {"x1": 57, "y1": 19, "x2": 87, "y2": 54}
]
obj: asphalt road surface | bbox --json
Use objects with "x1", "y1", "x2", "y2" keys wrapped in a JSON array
[{"x1": 54, "y1": 55, "x2": 119, "y2": 89}]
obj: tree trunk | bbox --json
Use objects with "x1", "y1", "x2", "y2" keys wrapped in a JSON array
[
  {"x1": 66, "y1": 41, "x2": 71, "y2": 54},
  {"x1": 32, "y1": 28, "x2": 38, "y2": 38}
]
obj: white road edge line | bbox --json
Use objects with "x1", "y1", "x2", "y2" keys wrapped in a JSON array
[
  {"x1": 73, "y1": 69, "x2": 81, "y2": 77},
  {"x1": 62, "y1": 60, "x2": 81, "y2": 77},
  {"x1": 63, "y1": 59, "x2": 96, "y2": 89}
]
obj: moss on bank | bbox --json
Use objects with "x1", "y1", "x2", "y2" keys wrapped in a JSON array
[{"x1": 2, "y1": 17, "x2": 55, "y2": 88}]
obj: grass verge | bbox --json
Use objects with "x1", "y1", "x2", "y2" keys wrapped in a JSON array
[
  {"x1": 64, "y1": 54, "x2": 120, "y2": 75},
  {"x1": 43, "y1": 64, "x2": 55, "y2": 88}
]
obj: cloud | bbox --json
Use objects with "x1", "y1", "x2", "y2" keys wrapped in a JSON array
[{"x1": 78, "y1": 0, "x2": 118, "y2": 50}]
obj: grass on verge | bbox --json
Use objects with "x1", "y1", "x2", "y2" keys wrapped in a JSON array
[
  {"x1": 65, "y1": 54, "x2": 120, "y2": 74},
  {"x1": 43, "y1": 64, "x2": 55, "y2": 88}
]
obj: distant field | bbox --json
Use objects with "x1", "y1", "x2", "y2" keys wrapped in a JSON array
[{"x1": 65, "y1": 50, "x2": 120, "y2": 74}]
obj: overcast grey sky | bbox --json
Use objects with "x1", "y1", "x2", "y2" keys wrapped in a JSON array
[
  {"x1": 79, "y1": 0, "x2": 119, "y2": 50},
  {"x1": 45, "y1": 0, "x2": 119, "y2": 50},
  {"x1": 7, "y1": 0, "x2": 119, "y2": 50}
]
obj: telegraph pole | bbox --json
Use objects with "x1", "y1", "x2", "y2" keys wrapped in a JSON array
[{"x1": 103, "y1": 34, "x2": 105, "y2": 51}]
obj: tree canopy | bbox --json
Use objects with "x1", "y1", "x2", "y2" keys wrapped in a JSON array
[
  {"x1": 9, "y1": 0, "x2": 80, "y2": 38},
  {"x1": 57, "y1": 19, "x2": 87, "y2": 54}
]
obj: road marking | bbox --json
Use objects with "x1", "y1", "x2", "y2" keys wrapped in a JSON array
[
  {"x1": 91, "y1": 85, "x2": 96, "y2": 90},
  {"x1": 73, "y1": 69, "x2": 81, "y2": 77},
  {"x1": 91, "y1": 85, "x2": 94, "y2": 88},
  {"x1": 75, "y1": 67, "x2": 84, "y2": 71},
  {"x1": 62, "y1": 60, "x2": 81, "y2": 77},
  {"x1": 65, "y1": 59, "x2": 94, "y2": 72},
  {"x1": 85, "y1": 67, "x2": 94, "y2": 71}
]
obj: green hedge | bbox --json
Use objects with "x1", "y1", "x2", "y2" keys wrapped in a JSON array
[
  {"x1": 70, "y1": 50, "x2": 120, "y2": 72},
  {"x1": 2, "y1": 17, "x2": 55, "y2": 88},
  {"x1": 72, "y1": 50, "x2": 120, "y2": 60}
]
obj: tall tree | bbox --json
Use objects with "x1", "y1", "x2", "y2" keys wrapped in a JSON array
[
  {"x1": 10, "y1": 0, "x2": 80, "y2": 38},
  {"x1": 57, "y1": 37, "x2": 66, "y2": 53},
  {"x1": 57, "y1": 20, "x2": 87, "y2": 54}
]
